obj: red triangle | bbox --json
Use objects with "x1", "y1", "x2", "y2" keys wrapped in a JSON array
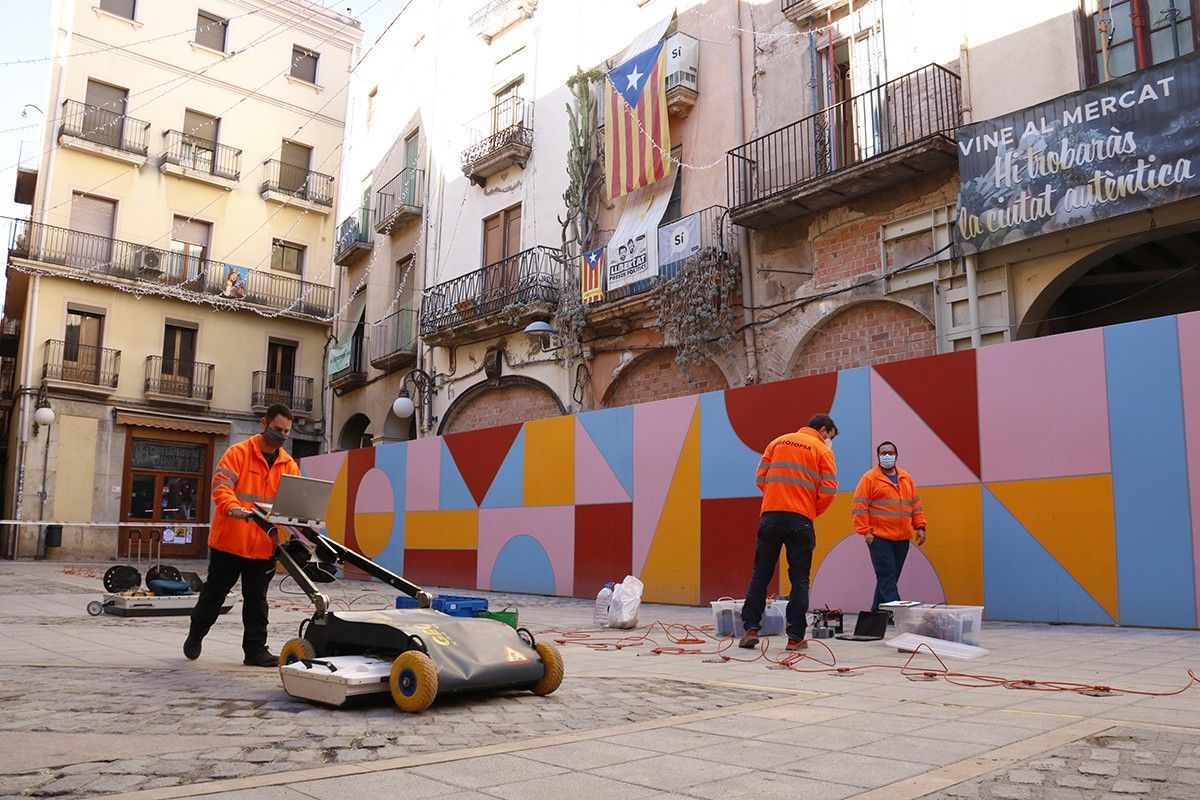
[
  {"x1": 443, "y1": 424, "x2": 522, "y2": 506},
  {"x1": 874, "y1": 350, "x2": 980, "y2": 477},
  {"x1": 724, "y1": 373, "x2": 838, "y2": 453}
]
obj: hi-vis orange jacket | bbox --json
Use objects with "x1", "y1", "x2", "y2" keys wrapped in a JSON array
[
  {"x1": 209, "y1": 436, "x2": 299, "y2": 560},
  {"x1": 851, "y1": 466, "x2": 927, "y2": 541},
  {"x1": 756, "y1": 426, "x2": 838, "y2": 520}
]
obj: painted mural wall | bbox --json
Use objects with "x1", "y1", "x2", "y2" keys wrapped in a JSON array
[{"x1": 301, "y1": 310, "x2": 1200, "y2": 629}]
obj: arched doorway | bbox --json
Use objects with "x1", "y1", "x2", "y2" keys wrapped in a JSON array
[
  {"x1": 337, "y1": 413, "x2": 372, "y2": 451},
  {"x1": 440, "y1": 377, "x2": 564, "y2": 434},
  {"x1": 602, "y1": 348, "x2": 728, "y2": 408},
  {"x1": 1019, "y1": 227, "x2": 1200, "y2": 339},
  {"x1": 791, "y1": 301, "x2": 935, "y2": 377}
]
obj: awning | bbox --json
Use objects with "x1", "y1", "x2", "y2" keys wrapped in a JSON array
[{"x1": 114, "y1": 410, "x2": 231, "y2": 436}]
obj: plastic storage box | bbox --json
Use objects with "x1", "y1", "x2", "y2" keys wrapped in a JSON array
[
  {"x1": 710, "y1": 598, "x2": 787, "y2": 637},
  {"x1": 475, "y1": 607, "x2": 518, "y2": 628},
  {"x1": 888, "y1": 603, "x2": 983, "y2": 646},
  {"x1": 431, "y1": 594, "x2": 489, "y2": 617},
  {"x1": 394, "y1": 595, "x2": 420, "y2": 609}
]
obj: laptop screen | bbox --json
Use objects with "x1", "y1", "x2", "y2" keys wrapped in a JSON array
[{"x1": 853, "y1": 611, "x2": 890, "y2": 638}]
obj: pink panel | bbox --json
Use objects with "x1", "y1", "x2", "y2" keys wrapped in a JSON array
[
  {"x1": 477, "y1": 506, "x2": 575, "y2": 596},
  {"x1": 354, "y1": 468, "x2": 394, "y2": 514},
  {"x1": 810, "y1": 535, "x2": 945, "y2": 613},
  {"x1": 632, "y1": 395, "x2": 698, "y2": 575},
  {"x1": 405, "y1": 436, "x2": 441, "y2": 511},
  {"x1": 1179, "y1": 312, "x2": 1200, "y2": 619},
  {"x1": 869, "y1": 370, "x2": 977, "y2": 487},
  {"x1": 977, "y1": 329, "x2": 1111, "y2": 482},
  {"x1": 575, "y1": 419, "x2": 630, "y2": 504},
  {"x1": 300, "y1": 452, "x2": 345, "y2": 482}
]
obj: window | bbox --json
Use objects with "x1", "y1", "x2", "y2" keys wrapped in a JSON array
[
  {"x1": 1089, "y1": 0, "x2": 1197, "y2": 81},
  {"x1": 266, "y1": 340, "x2": 297, "y2": 404},
  {"x1": 180, "y1": 110, "x2": 219, "y2": 172},
  {"x1": 492, "y1": 79, "x2": 524, "y2": 133},
  {"x1": 483, "y1": 204, "x2": 522, "y2": 266},
  {"x1": 291, "y1": 46, "x2": 319, "y2": 83},
  {"x1": 161, "y1": 324, "x2": 198, "y2": 394},
  {"x1": 63, "y1": 309, "x2": 104, "y2": 383},
  {"x1": 170, "y1": 217, "x2": 211, "y2": 280},
  {"x1": 195, "y1": 11, "x2": 228, "y2": 52},
  {"x1": 279, "y1": 140, "x2": 313, "y2": 194},
  {"x1": 272, "y1": 240, "x2": 304, "y2": 274},
  {"x1": 98, "y1": 0, "x2": 136, "y2": 20}
]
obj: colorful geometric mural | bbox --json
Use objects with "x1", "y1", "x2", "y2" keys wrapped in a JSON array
[{"x1": 302, "y1": 310, "x2": 1200, "y2": 629}]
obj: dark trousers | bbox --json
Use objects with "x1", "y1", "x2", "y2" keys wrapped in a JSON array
[
  {"x1": 868, "y1": 537, "x2": 910, "y2": 612},
  {"x1": 189, "y1": 547, "x2": 275, "y2": 656},
  {"x1": 742, "y1": 511, "x2": 815, "y2": 641}
]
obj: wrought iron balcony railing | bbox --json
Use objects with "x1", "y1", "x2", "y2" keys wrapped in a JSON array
[
  {"x1": 1, "y1": 355, "x2": 17, "y2": 400},
  {"x1": 373, "y1": 168, "x2": 425, "y2": 230},
  {"x1": 420, "y1": 245, "x2": 562, "y2": 336},
  {"x1": 145, "y1": 356, "x2": 214, "y2": 402},
  {"x1": 58, "y1": 99, "x2": 150, "y2": 156},
  {"x1": 7, "y1": 219, "x2": 334, "y2": 318},
  {"x1": 726, "y1": 63, "x2": 961, "y2": 210},
  {"x1": 461, "y1": 97, "x2": 534, "y2": 167},
  {"x1": 260, "y1": 159, "x2": 334, "y2": 206},
  {"x1": 368, "y1": 307, "x2": 417, "y2": 366},
  {"x1": 329, "y1": 334, "x2": 367, "y2": 389},
  {"x1": 42, "y1": 339, "x2": 121, "y2": 388},
  {"x1": 161, "y1": 130, "x2": 241, "y2": 180},
  {"x1": 251, "y1": 371, "x2": 314, "y2": 414},
  {"x1": 335, "y1": 207, "x2": 372, "y2": 261}
]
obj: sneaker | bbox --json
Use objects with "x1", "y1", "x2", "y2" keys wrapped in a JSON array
[
  {"x1": 738, "y1": 629, "x2": 760, "y2": 649},
  {"x1": 242, "y1": 650, "x2": 279, "y2": 667},
  {"x1": 183, "y1": 636, "x2": 202, "y2": 660},
  {"x1": 786, "y1": 639, "x2": 808, "y2": 652}
]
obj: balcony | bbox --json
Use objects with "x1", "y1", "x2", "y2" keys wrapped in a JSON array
[
  {"x1": 328, "y1": 335, "x2": 367, "y2": 393},
  {"x1": 665, "y1": 32, "x2": 699, "y2": 119},
  {"x1": 781, "y1": 0, "x2": 842, "y2": 25},
  {"x1": 144, "y1": 356, "x2": 214, "y2": 408},
  {"x1": 726, "y1": 64, "x2": 961, "y2": 229},
  {"x1": 469, "y1": 0, "x2": 536, "y2": 43},
  {"x1": 1, "y1": 356, "x2": 17, "y2": 402},
  {"x1": 420, "y1": 245, "x2": 562, "y2": 345},
  {"x1": 586, "y1": 206, "x2": 735, "y2": 334},
  {"x1": 57, "y1": 100, "x2": 150, "y2": 166},
  {"x1": 334, "y1": 207, "x2": 372, "y2": 265},
  {"x1": 42, "y1": 339, "x2": 121, "y2": 397},
  {"x1": 461, "y1": 98, "x2": 533, "y2": 186},
  {"x1": 259, "y1": 160, "x2": 334, "y2": 214},
  {"x1": 251, "y1": 371, "x2": 314, "y2": 416},
  {"x1": 373, "y1": 169, "x2": 424, "y2": 234},
  {"x1": 368, "y1": 307, "x2": 417, "y2": 372},
  {"x1": 159, "y1": 130, "x2": 241, "y2": 188},
  {"x1": 7, "y1": 219, "x2": 335, "y2": 319}
]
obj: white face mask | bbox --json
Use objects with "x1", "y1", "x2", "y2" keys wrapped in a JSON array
[{"x1": 879, "y1": 453, "x2": 897, "y2": 469}]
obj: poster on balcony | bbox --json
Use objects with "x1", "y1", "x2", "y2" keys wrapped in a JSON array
[
  {"x1": 955, "y1": 52, "x2": 1200, "y2": 255},
  {"x1": 220, "y1": 263, "x2": 248, "y2": 299},
  {"x1": 328, "y1": 336, "x2": 352, "y2": 375},
  {"x1": 657, "y1": 211, "x2": 700, "y2": 269},
  {"x1": 606, "y1": 172, "x2": 676, "y2": 290}
]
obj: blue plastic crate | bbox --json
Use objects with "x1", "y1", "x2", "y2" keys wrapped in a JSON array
[
  {"x1": 394, "y1": 595, "x2": 420, "y2": 609},
  {"x1": 432, "y1": 594, "x2": 488, "y2": 617}
]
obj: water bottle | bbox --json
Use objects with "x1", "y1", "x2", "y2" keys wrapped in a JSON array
[{"x1": 593, "y1": 582, "x2": 615, "y2": 627}]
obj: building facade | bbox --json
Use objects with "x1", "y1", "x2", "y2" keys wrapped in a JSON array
[{"x1": 1, "y1": 0, "x2": 361, "y2": 559}]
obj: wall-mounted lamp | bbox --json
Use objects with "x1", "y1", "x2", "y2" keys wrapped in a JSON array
[
  {"x1": 523, "y1": 320, "x2": 560, "y2": 352},
  {"x1": 31, "y1": 384, "x2": 54, "y2": 437},
  {"x1": 392, "y1": 367, "x2": 437, "y2": 434}
]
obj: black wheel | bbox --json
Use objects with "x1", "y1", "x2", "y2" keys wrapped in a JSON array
[
  {"x1": 86, "y1": 600, "x2": 103, "y2": 617},
  {"x1": 147, "y1": 565, "x2": 182, "y2": 583},
  {"x1": 103, "y1": 565, "x2": 141, "y2": 593}
]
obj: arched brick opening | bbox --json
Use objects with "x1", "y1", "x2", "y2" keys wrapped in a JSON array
[
  {"x1": 602, "y1": 348, "x2": 729, "y2": 408},
  {"x1": 439, "y1": 376, "x2": 565, "y2": 434},
  {"x1": 791, "y1": 301, "x2": 935, "y2": 378},
  {"x1": 337, "y1": 412, "x2": 372, "y2": 451}
]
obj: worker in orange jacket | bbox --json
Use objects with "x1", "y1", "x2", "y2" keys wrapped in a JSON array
[
  {"x1": 185, "y1": 404, "x2": 300, "y2": 667},
  {"x1": 738, "y1": 413, "x2": 839, "y2": 652},
  {"x1": 852, "y1": 441, "x2": 927, "y2": 612}
]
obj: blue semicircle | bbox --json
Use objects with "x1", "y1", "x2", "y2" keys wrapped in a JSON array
[{"x1": 490, "y1": 535, "x2": 556, "y2": 595}]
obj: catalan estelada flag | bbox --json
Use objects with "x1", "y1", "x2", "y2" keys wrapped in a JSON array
[
  {"x1": 605, "y1": 39, "x2": 671, "y2": 200},
  {"x1": 581, "y1": 247, "x2": 605, "y2": 303}
]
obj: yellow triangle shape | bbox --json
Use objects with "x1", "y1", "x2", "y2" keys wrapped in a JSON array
[
  {"x1": 505, "y1": 646, "x2": 529, "y2": 663},
  {"x1": 640, "y1": 405, "x2": 701, "y2": 605},
  {"x1": 987, "y1": 475, "x2": 1117, "y2": 621}
]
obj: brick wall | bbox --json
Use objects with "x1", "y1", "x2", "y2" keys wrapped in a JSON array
[
  {"x1": 792, "y1": 301, "x2": 936, "y2": 377},
  {"x1": 603, "y1": 349, "x2": 728, "y2": 407},
  {"x1": 443, "y1": 381, "x2": 562, "y2": 433},
  {"x1": 814, "y1": 217, "x2": 883, "y2": 285}
]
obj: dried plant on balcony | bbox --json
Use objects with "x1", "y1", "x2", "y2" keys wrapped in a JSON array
[{"x1": 654, "y1": 241, "x2": 741, "y2": 372}]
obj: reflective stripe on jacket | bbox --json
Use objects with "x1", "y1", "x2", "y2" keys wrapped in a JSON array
[
  {"x1": 756, "y1": 426, "x2": 838, "y2": 519},
  {"x1": 851, "y1": 466, "x2": 927, "y2": 541},
  {"x1": 209, "y1": 436, "x2": 300, "y2": 560}
]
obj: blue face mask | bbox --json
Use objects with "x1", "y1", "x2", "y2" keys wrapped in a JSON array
[{"x1": 879, "y1": 454, "x2": 897, "y2": 469}]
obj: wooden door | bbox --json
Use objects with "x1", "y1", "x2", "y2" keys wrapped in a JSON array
[
  {"x1": 84, "y1": 79, "x2": 128, "y2": 149},
  {"x1": 121, "y1": 431, "x2": 211, "y2": 558}
]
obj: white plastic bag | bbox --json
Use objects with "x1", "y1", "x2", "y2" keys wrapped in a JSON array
[{"x1": 606, "y1": 574, "x2": 644, "y2": 629}]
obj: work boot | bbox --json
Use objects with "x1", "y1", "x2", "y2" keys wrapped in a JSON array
[
  {"x1": 183, "y1": 635, "x2": 202, "y2": 660},
  {"x1": 243, "y1": 649, "x2": 279, "y2": 667},
  {"x1": 738, "y1": 629, "x2": 760, "y2": 649},
  {"x1": 786, "y1": 639, "x2": 808, "y2": 652}
]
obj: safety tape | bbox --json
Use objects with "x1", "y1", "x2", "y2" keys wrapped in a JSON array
[{"x1": 0, "y1": 520, "x2": 211, "y2": 528}]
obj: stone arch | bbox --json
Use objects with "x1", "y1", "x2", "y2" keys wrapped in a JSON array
[
  {"x1": 439, "y1": 376, "x2": 565, "y2": 434},
  {"x1": 789, "y1": 300, "x2": 935, "y2": 378},
  {"x1": 601, "y1": 348, "x2": 729, "y2": 408},
  {"x1": 337, "y1": 412, "x2": 372, "y2": 451}
]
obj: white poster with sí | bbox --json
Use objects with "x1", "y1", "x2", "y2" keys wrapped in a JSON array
[{"x1": 657, "y1": 212, "x2": 700, "y2": 268}]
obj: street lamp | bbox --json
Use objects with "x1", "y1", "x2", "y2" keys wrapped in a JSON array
[
  {"x1": 32, "y1": 385, "x2": 54, "y2": 560},
  {"x1": 522, "y1": 320, "x2": 560, "y2": 352},
  {"x1": 392, "y1": 367, "x2": 437, "y2": 434}
]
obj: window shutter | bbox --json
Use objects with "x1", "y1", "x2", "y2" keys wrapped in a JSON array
[
  {"x1": 504, "y1": 205, "x2": 522, "y2": 259},
  {"x1": 172, "y1": 216, "x2": 211, "y2": 247},
  {"x1": 183, "y1": 110, "x2": 217, "y2": 144},
  {"x1": 483, "y1": 213, "x2": 504, "y2": 267},
  {"x1": 98, "y1": 0, "x2": 136, "y2": 20},
  {"x1": 281, "y1": 141, "x2": 311, "y2": 169},
  {"x1": 85, "y1": 80, "x2": 128, "y2": 113},
  {"x1": 291, "y1": 47, "x2": 318, "y2": 83},
  {"x1": 195, "y1": 12, "x2": 227, "y2": 51},
  {"x1": 69, "y1": 194, "x2": 116, "y2": 238}
]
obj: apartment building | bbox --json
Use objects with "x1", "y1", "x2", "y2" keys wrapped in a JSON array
[{"x1": 1, "y1": 0, "x2": 361, "y2": 559}]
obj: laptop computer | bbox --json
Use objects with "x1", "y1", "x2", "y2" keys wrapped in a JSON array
[
  {"x1": 835, "y1": 610, "x2": 890, "y2": 641},
  {"x1": 256, "y1": 474, "x2": 335, "y2": 526}
]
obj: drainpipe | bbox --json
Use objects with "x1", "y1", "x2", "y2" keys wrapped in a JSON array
[
  {"x1": 733, "y1": 0, "x2": 759, "y2": 384},
  {"x1": 957, "y1": 35, "x2": 980, "y2": 349},
  {"x1": 964, "y1": 254, "x2": 982, "y2": 349}
]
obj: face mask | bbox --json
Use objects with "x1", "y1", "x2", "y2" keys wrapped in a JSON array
[
  {"x1": 879, "y1": 454, "x2": 897, "y2": 469},
  {"x1": 262, "y1": 427, "x2": 288, "y2": 447}
]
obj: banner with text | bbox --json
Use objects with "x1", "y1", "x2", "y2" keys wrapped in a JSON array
[{"x1": 955, "y1": 52, "x2": 1200, "y2": 255}]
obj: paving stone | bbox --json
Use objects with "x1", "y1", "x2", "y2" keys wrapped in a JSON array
[
  {"x1": 29, "y1": 775, "x2": 94, "y2": 797},
  {"x1": 1079, "y1": 761, "x2": 1120, "y2": 776},
  {"x1": 360, "y1": 736, "x2": 388, "y2": 748},
  {"x1": 986, "y1": 785, "x2": 1031, "y2": 800},
  {"x1": 1111, "y1": 780, "x2": 1153, "y2": 795},
  {"x1": 1056, "y1": 774, "x2": 1100, "y2": 789},
  {"x1": 82, "y1": 774, "x2": 146, "y2": 793}
]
